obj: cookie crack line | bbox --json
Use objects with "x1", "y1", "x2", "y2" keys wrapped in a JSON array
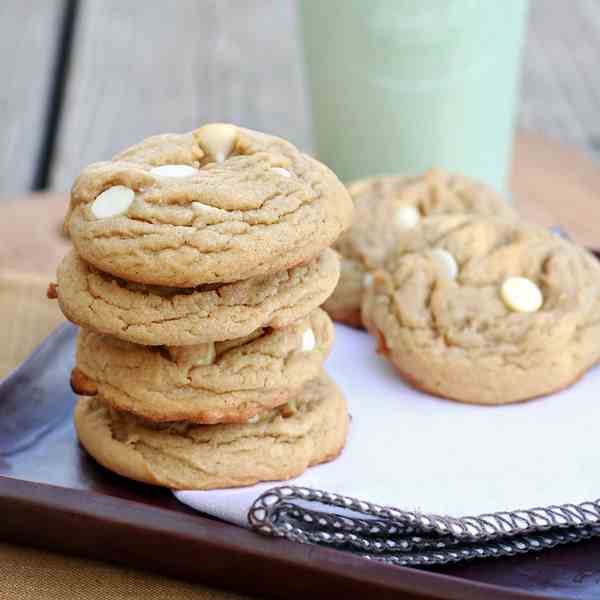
[
  {"x1": 81, "y1": 212, "x2": 325, "y2": 254},
  {"x1": 116, "y1": 189, "x2": 312, "y2": 243},
  {"x1": 99, "y1": 383, "x2": 291, "y2": 422},
  {"x1": 136, "y1": 431, "x2": 309, "y2": 451},
  {"x1": 136, "y1": 187, "x2": 290, "y2": 219},
  {"x1": 91, "y1": 372, "x2": 288, "y2": 399}
]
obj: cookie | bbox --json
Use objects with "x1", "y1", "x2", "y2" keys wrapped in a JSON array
[
  {"x1": 74, "y1": 372, "x2": 348, "y2": 489},
  {"x1": 324, "y1": 170, "x2": 516, "y2": 328},
  {"x1": 71, "y1": 309, "x2": 334, "y2": 424},
  {"x1": 65, "y1": 124, "x2": 353, "y2": 287},
  {"x1": 362, "y1": 215, "x2": 600, "y2": 405},
  {"x1": 55, "y1": 248, "x2": 339, "y2": 346}
]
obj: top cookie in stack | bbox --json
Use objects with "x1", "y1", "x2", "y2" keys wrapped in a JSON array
[
  {"x1": 51, "y1": 124, "x2": 353, "y2": 489},
  {"x1": 65, "y1": 124, "x2": 351, "y2": 287}
]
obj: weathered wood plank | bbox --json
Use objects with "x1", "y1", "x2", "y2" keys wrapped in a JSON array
[
  {"x1": 50, "y1": 0, "x2": 310, "y2": 190},
  {"x1": 52, "y1": 0, "x2": 600, "y2": 193},
  {"x1": 519, "y1": 0, "x2": 600, "y2": 159},
  {"x1": 0, "y1": 1, "x2": 63, "y2": 195}
]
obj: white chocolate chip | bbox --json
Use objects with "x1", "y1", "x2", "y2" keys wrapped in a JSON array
[
  {"x1": 194, "y1": 342, "x2": 215, "y2": 366},
  {"x1": 501, "y1": 277, "x2": 543, "y2": 313},
  {"x1": 301, "y1": 328, "x2": 316, "y2": 352},
  {"x1": 191, "y1": 201, "x2": 225, "y2": 214},
  {"x1": 247, "y1": 414, "x2": 260, "y2": 424},
  {"x1": 195, "y1": 123, "x2": 238, "y2": 163},
  {"x1": 363, "y1": 273, "x2": 374, "y2": 288},
  {"x1": 91, "y1": 186, "x2": 135, "y2": 219},
  {"x1": 429, "y1": 248, "x2": 458, "y2": 280},
  {"x1": 271, "y1": 167, "x2": 292, "y2": 178},
  {"x1": 150, "y1": 164, "x2": 198, "y2": 178},
  {"x1": 394, "y1": 205, "x2": 420, "y2": 230}
]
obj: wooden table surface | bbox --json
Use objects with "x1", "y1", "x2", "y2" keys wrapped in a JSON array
[{"x1": 2, "y1": 0, "x2": 600, "y2": 196}]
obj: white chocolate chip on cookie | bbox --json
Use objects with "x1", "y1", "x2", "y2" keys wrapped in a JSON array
[
  {"x1": 271, "y1": 167, "x2": 292, "y2": 178},
  {"x1": 195, "y1": 342, "x2": 215, "y2": 366},
  {"x1": 429, "y1": 248, "x2": 458, "y2": 280},
  {"x1": 195, "y1": 123, "x2": 238, "y2": 163},
  {"x1": 91, "y1": 186, "x2": 135, "y2": 219},
  {"x1": 394, "y1": 205, "x2": 420, "y2": 230},
  {"x1": 190, "y1": 202, "x2": 231, "y2": 225},
  {"x1": 191, "y1": 201, "x2": 227, "y2": 215},
  {"x1": 501, "y1": 277, "x2": 543, "y2": 313},
  {"x1": 150, "y1": 164, "x2": 198, "y2": 178},
  {"x1": 301, "y1": 328, "x2": 316, "y2": 352}
]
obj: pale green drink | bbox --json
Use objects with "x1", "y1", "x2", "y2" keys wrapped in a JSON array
[{"x1": 299, "y1": 0, "x2": 529, "y2": 192}]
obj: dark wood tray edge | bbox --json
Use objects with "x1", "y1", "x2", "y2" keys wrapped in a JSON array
[{"x1": 0, "y1": 475, "x2": 555, "y2": 600}]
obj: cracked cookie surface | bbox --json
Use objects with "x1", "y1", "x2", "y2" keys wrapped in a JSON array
[
  {"x1": 65, "y1": 125, "x2": 353, "y2": 286},
  {"x1": 362, "y1": 215, "x2": 600, "y2": 405},
  {"x1": 74, "y1": 372, "x2": 348, "y2": 489},
  {"x1": 72, "y1": 309, "x2": 334, "y2": 423},
  {"x1": 324, "y1": 170, "x2": 516, "y2": 328},
  {"x1": 56, "y1": 248, "x2": 339, "y2": 345}
]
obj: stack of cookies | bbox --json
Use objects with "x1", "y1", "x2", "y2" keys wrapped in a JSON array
[{"x1": 51, "y1": 124, "x2": 353, "y2": 489}]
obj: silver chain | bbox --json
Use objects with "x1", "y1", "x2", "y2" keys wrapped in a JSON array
[{"x1": 248, "y1": 486, "x2": 600, "y2": 566}]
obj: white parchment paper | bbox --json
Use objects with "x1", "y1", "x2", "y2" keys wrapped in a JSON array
[{"x1": 176, "y1": 324, "x2": 599, "y2": 526}]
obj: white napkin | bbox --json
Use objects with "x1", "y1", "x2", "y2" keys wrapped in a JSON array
[{"x1": 175, "y1": 324, "x2": 600, "y2": 527}]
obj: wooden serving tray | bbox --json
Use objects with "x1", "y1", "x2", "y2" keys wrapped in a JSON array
[
  {"x1": 2, "y1": 133, "x2": 600, "y2": 598},
  {"x1": 1, "y1": 323, "x2": 600, "y2": 600}
]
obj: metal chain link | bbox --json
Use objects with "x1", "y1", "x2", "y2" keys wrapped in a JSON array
[{"x1": 248, "y1": 486, "x2": 600, "y2": 566}]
